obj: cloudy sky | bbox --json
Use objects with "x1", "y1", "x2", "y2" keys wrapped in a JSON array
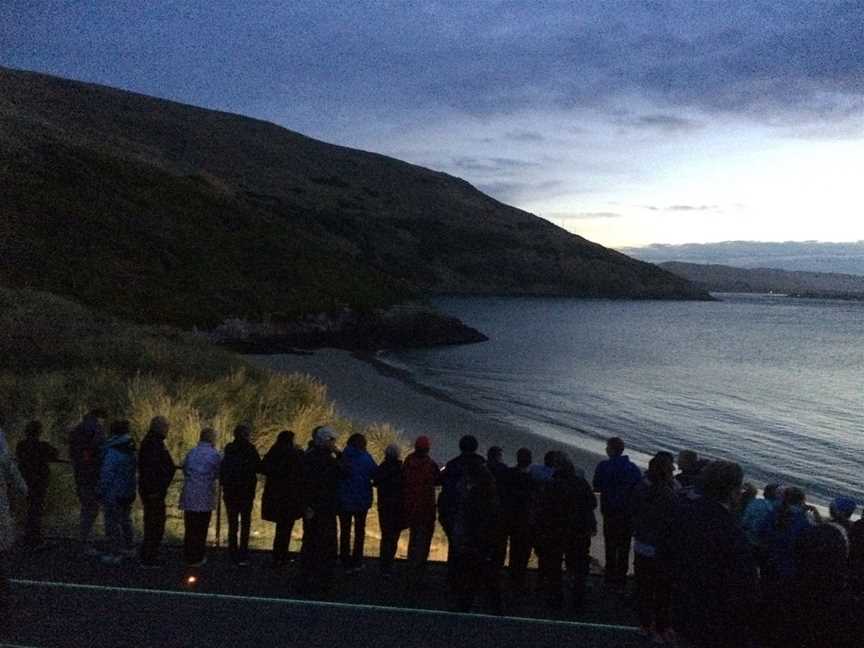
[{"x1": 3, "y1": 1, "x2": 862, "y2": 248}]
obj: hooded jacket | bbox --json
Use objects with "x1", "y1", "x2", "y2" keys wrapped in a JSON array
[
  {"x1": 438, "y1": 452, "x2": 485, "y2": 533},
  {"x1": 98, "y1": 433, "x2": 137, "y2": 505},
  {"x1": 338, "y1": 444, "x2": 377, "y2": 513},
  {"x1": 373, "y1": 456, "x2": 403, "y2": 516},
  {"x1": 630, "y1": 475, "x2": 677, "y2": 557},
  {"x1": 536, "y1": 469, "x2": 597, "y2": 547},
  {"x1": 302, "y1": 446, "x2": 343, "y2": 516},
  {"x1": 664, "y1": 496, "x2": 759, "y2": 648},
  {"x1": 220, "y1": 437, "x2": 261, "y2": 504},
  {"x1": 260, "y1": 439, "x2": 305, "y2": 523}
]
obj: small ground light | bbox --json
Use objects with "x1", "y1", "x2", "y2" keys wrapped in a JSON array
[{"x1": 186, "y1": 575, "x2": 198, "y2": 586}]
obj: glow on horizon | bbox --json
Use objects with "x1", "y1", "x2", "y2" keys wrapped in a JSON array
[{"x1": 528, "y1": 134, "x2": 864, "y2": 249}]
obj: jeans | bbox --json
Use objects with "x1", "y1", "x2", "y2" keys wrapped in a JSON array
[
  {"x1": 338, "y1": 510, "x2": 368, "y2": 568},
  {"x1": 140, "y1": 495, "x2": 167, "y2": 563},
  {"x1": 103, "y1": 501, "x2": 134, "y2": 554}
]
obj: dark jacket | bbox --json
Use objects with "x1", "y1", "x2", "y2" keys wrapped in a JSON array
[
  {"x1": 373, "y1": 457, "x2": 403, "y2": 516},
  {"x1": 220, "y1": 438, "x2": 261, "y2": 504},
  {"x1": 536, "y1": 469, "x2": 597, "y2": 548},
  {"x1": 759, "y1": 505, "x2": 813, "y2": 581},
  {"x1": 501, "y1": 466, "x2": 536, "y2": 531},
  {"x1": 767, "y1": 524, "x2": 857, "y2": 648},
  {"x1": 631, "y1": 476, "x2": 678, "y2": 554},
  {"x1": 438, "y1": 452, "x2": 485, "y2": 534},
  {"x1": 664, "y1": 497, "x2": 759, "y2": 648},
  {"x1": 675, "y1": 460, "x2": 708, "y2": 490},
  {"x1": 849, "y1": 518, "x2": 864, "y2": 595},
  {"x1": 16, "y1": 438, "x2": 58, "y2": 491},
  {"x1": 260, "y1": 440, "x2": 305, "y2": 523},
  {"x1": 137, "y1": 431, "x2": 176, "y2": 499},
  {"x1": 452, "y1": 466, "x2": 501, "y2": 559},
  {"x1": 302, "y1": 446, "x2": 343, "y2": 516},
  {"x1": 592, "y1": 454, "x2": 642, "y2": 516},
  {"x1": 69, "y1": 415, "x2": 105, "y2": 486}
]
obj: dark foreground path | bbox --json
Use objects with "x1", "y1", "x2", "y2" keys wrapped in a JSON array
[{"x1": 3, "y1": 542, "x2": 642, "y2": 648}]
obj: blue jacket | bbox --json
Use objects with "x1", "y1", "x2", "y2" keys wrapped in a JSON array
[
  {"x1": 759, "y1": 505, "x2": 813, "y2": 581},
  {"x1": 592, "y1": 454, "x2": 642, "y2": 515},
  {"x1": 338, "y1": 445, "x2": 376, "y2": 513},
  {"x1": 98, "y1": 433, "x2": 137, "y2": 505}
]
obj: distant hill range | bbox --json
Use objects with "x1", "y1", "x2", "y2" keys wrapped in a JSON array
[
  {"x1": 660, "y1": 261, "x2": 864, "y2": 297},
  {"x1": 0, "y1": 66, "x2": 706, "y2": 333},
  {"x1": 622, "y1": 241, "x2": 864, "y2": 275}
]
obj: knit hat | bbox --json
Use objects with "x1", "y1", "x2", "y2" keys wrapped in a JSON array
[
  {"x1": 415, "y1": 435, "x2": 431, "y2": 451},
  {"x1": 831, "y1": 496, "x2": 857, "y2": 517},
  {"x1": 313, "y1": 426, "x2": 337, "y2": 447}
]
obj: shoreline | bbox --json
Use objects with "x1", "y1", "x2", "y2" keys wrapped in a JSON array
[{"x1": 248, "y1": 349, "x2": 608, "y2": 476}]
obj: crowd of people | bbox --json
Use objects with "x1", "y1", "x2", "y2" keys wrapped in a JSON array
[{"x1": 1, "y1": 408, "x2": 862, "y2": 647}]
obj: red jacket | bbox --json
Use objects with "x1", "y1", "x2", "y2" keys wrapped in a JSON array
[{"x1": 401, "y1": 452, "x2": 440, "y2": 527}]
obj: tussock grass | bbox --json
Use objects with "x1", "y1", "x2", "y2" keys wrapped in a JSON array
[{"x1": 0, "y1": 287, "x2": 406, "y2": 549}]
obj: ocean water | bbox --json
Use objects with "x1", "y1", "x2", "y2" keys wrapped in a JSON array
[{"x1": 385, "y1": 294, "x2": 864, "y2": 506}]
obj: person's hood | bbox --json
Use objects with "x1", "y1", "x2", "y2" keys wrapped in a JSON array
[
  {"x1": 81, "y1": 414, "x2": 103, "y2": 434},
  {"x1": 143, "y1": 430, "x2": 166, "y2": 445},
  {"x1": 225, "y1": 438, "x2": 255, "y2": 455},
  {"x1": 344, "y1": 445, "x2": 363, "y2": 460},
  {"x1": 104, "y1": 433, "x2": 135, "y2": 454}
]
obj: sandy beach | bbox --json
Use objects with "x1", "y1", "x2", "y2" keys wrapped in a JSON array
[
  {"x1": 249, "y1": 349, "x2": 607, "y2": 477},
  {"x1": 250, "y1": 349, "x2": 612, "y2": 565}
]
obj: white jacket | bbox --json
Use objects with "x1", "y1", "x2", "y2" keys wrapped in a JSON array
[
  {"x1": 179, "y1": 442, "x2": 221, "y2": 512},
  {"x1": 1, "y1": 429, "x2": 28, "y2": 551}
]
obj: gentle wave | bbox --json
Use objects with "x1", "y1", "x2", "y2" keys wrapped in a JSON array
[{"x1": 386, "y1": 294, "x2": 864, "y2": 506}]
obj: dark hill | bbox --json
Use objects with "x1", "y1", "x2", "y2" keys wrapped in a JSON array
[
  {"x1": 0, "y1": 66, "x2": 708, "y2": 329},
  {"x1": 660, "y1": 261, "x2": 864, "y2": 295}
]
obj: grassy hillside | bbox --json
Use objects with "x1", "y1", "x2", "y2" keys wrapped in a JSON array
[
  {"x1": 0, "y1": 66, "x2": 708, "y2": 329},
  {"x1": 0, "y1": 287, "x2": 405, "y2": 452}
]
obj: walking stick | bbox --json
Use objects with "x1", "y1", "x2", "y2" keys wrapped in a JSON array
[{"x1": 215, "y1": 481, "x2": 222, "y2": 548}]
